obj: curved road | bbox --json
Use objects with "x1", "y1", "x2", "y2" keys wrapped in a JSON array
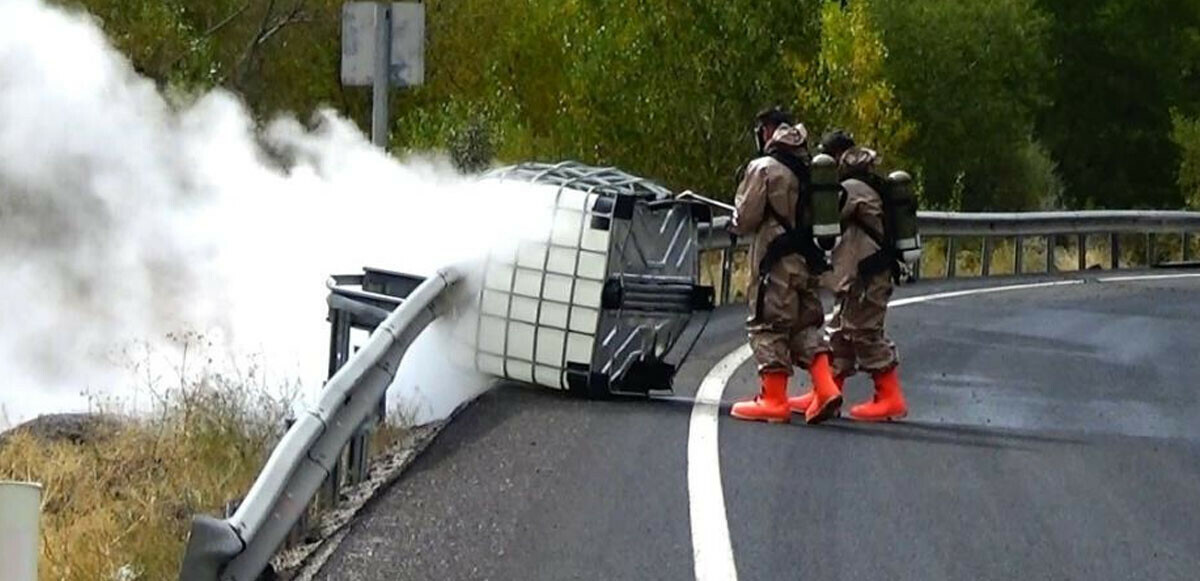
[{"x1": 315, "y1": 273, "x2": 1200, "y2": 581}]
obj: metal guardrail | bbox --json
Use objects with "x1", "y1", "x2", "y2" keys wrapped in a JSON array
[
  {"x1": 179, "y1": 268, "x2": 460, "y2": 581},
  {"x1": 701, "y1": 211, "x2": 1200, "y2": 304}
]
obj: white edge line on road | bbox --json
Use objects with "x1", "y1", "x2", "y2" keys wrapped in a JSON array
[
  {"x1": 1096, "y1": 273, "x2": 1200, "y2": 283},
  {"x1": 688, "y1": 343, "x2": 751, "y2": 581},
  {"x1": 685, "y1": 277, "x2": 1092, "y2": 581}
]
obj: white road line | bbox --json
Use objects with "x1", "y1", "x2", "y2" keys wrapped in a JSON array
[
  {"x1": 888, "y1": 279, "x2": 1084, "y2": 307},
  {"x1": 685, "y1": 277, "x2": 1099, "y2": 581},
  {"x1": 688, "y1": 344, "x2": 750, "y2": 581},
  {"x1": 1097, "y1": 273, "x2": 1200, "y2": 283}
]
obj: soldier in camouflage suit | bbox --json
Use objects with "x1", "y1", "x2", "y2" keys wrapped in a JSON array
[
  {"x1": 827, "y1": 147, "x2": 908, "y2": 421},
  {"x1": 728, "y1": 108, "x2": 842, "y2": 425}
]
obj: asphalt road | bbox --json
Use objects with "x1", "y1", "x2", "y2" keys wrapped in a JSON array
[{"x1": 315, "y1": 273, "x2": 1200, "y2": 581}]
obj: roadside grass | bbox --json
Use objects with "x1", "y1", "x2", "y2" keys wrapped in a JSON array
[
  {"x1": 0, "y1": 352, "x2": 291, "y2": 580},
  {"x1": 0, "y1": 333, "x2": 412, "y2": 581},
  {"x1": 920, "y1": 233, "x2": 1189, "y2": 277}
]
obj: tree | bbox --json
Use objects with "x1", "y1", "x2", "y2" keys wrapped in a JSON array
[
  {"x1": 792, "y1": 0, "x2": 915, "y2": 171},
  {"x1": 870, "y1": 0, "x2": 1055, "y2": 210},
  {"x1": 1036, "y1": 0, "x2": 1200, "y2": 209},
  {"x1": 62, "y1": 0, "x2": 354, "y2": 118},
  {"x1": 1173, "y1": 111, "x2": 1200, "y2": 209}
]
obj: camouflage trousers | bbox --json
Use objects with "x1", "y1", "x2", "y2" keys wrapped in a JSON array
[
  {"x1": 827, "y1": 272, "x2": 899, "y2": 378},
  {"x1": 746, "y1": 262, "x2": 830, "y2": 375}
]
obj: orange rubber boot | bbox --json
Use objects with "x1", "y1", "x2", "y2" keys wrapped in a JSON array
[
  {"x1": 804, "y1": 354, "x2": 844, "y2": 425},
  {"x1": 788, "y1": 375, "x2": 844, "y2": 414},
  {"x1": 849, "y1": 366, "x2": 908, "y2": 422},
  {"x1": 731, "y1": 372, "x2": 791, "y2": 424}
]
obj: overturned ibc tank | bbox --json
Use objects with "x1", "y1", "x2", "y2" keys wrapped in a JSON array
[
  {"x1": 470, "y1": 162, "x2": 715, "y2": 397},
  {"x1": 325, "y1": 161, "x2": 716, "y2": 399}
]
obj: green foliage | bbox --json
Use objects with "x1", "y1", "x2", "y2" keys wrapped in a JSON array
[
  {"x1": 1037, "y1": 0, "x2": 1200, "y2": 209},
  {"x1": 61, "y1": 0, "x2": 359, "y2": 118},
  {"x1": 1172, "y1": 111, "x2": 1200, "y2": 209},
  {"x1": 47, "y1": 0, "x2": 1200, "y2": 210},
  {"x1": 793, "y1": 0, "x2": 915, "y2": 170},
  {"x1": 449, "y1": 117, "x2": 495, "y2": 174},
  {"x1": 870, "y1": 0, "x2": 1054, "y2": 210},
  {"x1": 393, "y1": 0, "x2": 822, "y2": 198}
]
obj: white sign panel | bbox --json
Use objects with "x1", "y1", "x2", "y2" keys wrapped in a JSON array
[{"x1": 341, "y1": 2, "x2": 425, "y2": 87}]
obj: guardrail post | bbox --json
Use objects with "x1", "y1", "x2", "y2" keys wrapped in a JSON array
[
  {"x1": 0, "y1": 482, "x2": 41, "y2": 581},
  {"x1": 328, "y1": 309, "x2": 352, "y2": 378},
  {"x1": 1147, "y1": 233, "x2": 1156, "y2": 266},
  {"x1": 1048, "y1": 235, "x2": 1057, "y2": 273},
  {"x1": 1184, "y1": 232, "x2": 1192, "y2": 262},
  {"x1": 1014, "y1": 236, "x2": 1025, "y2": 275},
  {"x1": 981, "y1": 237, "x2": 992, "y2": 277},
  {"x1": 1110, "y1": 233, "x2": 1121, "y2": 269},
  {"x1": 1077, "y1": 233, "x2": 1088, "y2": 271},
  {"x1": 347, "y1": 427, "x2": 369, "y2": 486},
  {"x1": 947, "y1": 237, "x2": 957, "y2": 279}
]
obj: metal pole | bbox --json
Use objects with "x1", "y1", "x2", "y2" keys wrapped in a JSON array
[
  {"x1": 371, "y1": 3, "x2": 392, "y2": 149},
  {"x1": 1185, "y1": 232, "x2": 1193, "y2": 262},
  {"x1": 947, "y1": 237, "x2": 957, "y2": 279},
  {"x1": 0, "y1": 482, "x2": 41, "y2": 581},
  {"x1": 1014, "y1": 236, "x2": 1024, "y2": 275},
  {"x1": 327, "y1": 309, "x2": 351, "y2": 379},
  {"x1": 1146, "y1": 233, "x2": 1155, "y2": 267},
  {"x1": 1048, "y1": 235, "x2": 1057, "y2": 273},
  {"x1": 1110, "y1": 233, "x2": 1121, "y2": 270},
  {"x1": 1077, "y1": 233, "x2": 1088, "y2": 271},
  {"x1": 981, "y1": 237, "x2": 992, "y2": 277}
]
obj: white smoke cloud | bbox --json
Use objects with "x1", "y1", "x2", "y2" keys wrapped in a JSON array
[{"x1": 0, "y1": 0, "x2": 550, "y2": 428}]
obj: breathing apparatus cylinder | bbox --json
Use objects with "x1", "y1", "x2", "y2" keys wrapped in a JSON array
[
  {"x1": 887, "y1": 170, "x2": 921, "y2": 263},
  {"x1": 810, "y1": 153, "x2": 842, "y2": 251}
]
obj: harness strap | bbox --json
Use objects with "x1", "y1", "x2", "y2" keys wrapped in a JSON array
[
  {"x1": 850, "y1": 215, "x2": 901, "y2": 283},
  {"x1": 754, "y1": 198, "x2": 830, "y2": 321}
]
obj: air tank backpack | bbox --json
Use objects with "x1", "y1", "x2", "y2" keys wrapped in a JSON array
[{"x1": 849, "y1": 170, "x2": 923, "y2": 284}]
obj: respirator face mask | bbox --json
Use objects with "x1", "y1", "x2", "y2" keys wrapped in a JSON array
[{"x1": 753, "y1": 122, "x2": 767, "y2": 154}]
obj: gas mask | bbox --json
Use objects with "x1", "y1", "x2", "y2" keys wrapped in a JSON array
[{"x1": 753, "y1": 122, "x2": 768, "y2": 154}]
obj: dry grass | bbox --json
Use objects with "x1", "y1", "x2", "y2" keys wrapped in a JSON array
[
  {"x1": 920, "y1": 233, "x2": 1193, "y2": 278},
  {"x1": 702, "y1": 232, "x2": 1196, "y2": 300},
  {"x1": 0, "y1": 335, "x2": 305, "y2": 581},
  {"x1": 700, "y1": 248, "x2": 751, "y2": 305},
  {"x1": 0, "y1": 332, "x2": 416, "y2": 581},
  {"x1": 0, "y1": 383, "x2": 290, "y2": 579}
]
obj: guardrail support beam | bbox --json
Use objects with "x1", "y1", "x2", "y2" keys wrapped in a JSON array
[
  {"x1": 947, "y1": 237, "x2": 957, "y2": 279},
  {"x1": 1014, "y1": 236, "x2": 1024, "y2": 275},
  {"x1": 1078, "y1": 234, "x2": 1088, "y2": 271},
  {"x1": 1048, "y1": 235, "x2": 1057, "y2": 273},
  {"x1": 1147, "y1": 233, "x2": 1156, "y2": 266},
  {"x1": 1111, "y1": 233, "x2": 1121, "y2": 269},
  {"x1": 981, "y1": 237, "x2": 992, "y2": 277},
  {"x1": 1184, "y1": 232, "x2": 1193, "y2": 262}
]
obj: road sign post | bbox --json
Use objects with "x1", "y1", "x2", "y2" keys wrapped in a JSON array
[
  {"x1": 371, "y1": 4, "x2": 392, "y2": 148},
  {"x1": 342, "y1": 2, "x2": 426, "y2": 149}
]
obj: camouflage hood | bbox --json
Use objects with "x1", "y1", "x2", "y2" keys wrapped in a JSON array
[{"x1": 764, "y1": 123, "x2": 809, "y2": 155}]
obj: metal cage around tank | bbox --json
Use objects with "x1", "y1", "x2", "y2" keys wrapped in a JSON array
[{"x1": 475, "y1": 161, "x2": 715, "y2": 398}]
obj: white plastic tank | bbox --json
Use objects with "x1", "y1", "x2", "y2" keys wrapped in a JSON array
[
  {"x1": 472, "y1": 162, "x2": 714, "y2": 397},
  {"x1": 0, "y1": 481, "x2": 41, "y2": 581}
]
